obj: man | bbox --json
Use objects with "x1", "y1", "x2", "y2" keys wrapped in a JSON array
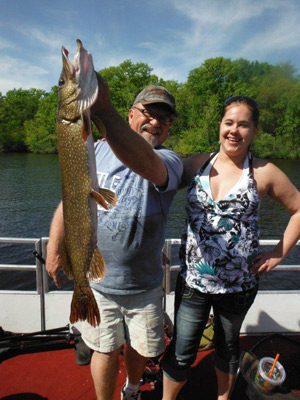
[{"x1": 46, "y1": 75, "x2": 183, "y2": 400}]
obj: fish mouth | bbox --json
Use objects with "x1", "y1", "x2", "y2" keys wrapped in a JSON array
[
  {"x1": 61, "y1": 39, "x2": 82, "y2": 77},
  {"x1": 60, "y1": 39, "x2": 98, "y2": 113},
  {"x1": 72, "y1": 39, "x2": 85, "y2": 76}
]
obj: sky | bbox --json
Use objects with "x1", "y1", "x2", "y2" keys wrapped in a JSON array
[{"x1": 1, "y1": 0, "x2": 300, "y2": 94}]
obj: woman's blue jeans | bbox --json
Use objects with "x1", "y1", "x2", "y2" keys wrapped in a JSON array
[{"x1": 162, "y1": 275, "x2": 258, "y2": 382}]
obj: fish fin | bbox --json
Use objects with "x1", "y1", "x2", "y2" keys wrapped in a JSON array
[
  {"x1": 76, "y1": 42, "x2": 98, "y2": 113},
  {"x1": 70, "y1": 284, "x2": 100, "y2": 327},
  {"x1": 88, "y1": 247, "x2": 106, "y2": 281},
  {"x1": 81, "y1": 112, "x2": 90, "y2": 142},
  {"x1": 60, "y1": 239, "x2": 74, "y2": 279},
  {"x1": 91, "y1": 189, "x2": 109, "y2": 210},
  {"x1": 91, "y1": 187, "x2": 118, "y2": 208},
  {"x1": 92, "y1": 115, "x2": 106, "y2": 137},
  {"x1": 99, "y1": 188, "x2": 118, "y2": 206}
]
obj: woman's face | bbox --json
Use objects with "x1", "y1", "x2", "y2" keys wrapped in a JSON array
[{"x1": 219, "y1": 103, "x2": 258, "y2": 156}]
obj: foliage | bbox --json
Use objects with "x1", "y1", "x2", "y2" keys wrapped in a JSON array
[
  {"x1": 252, "y1": 133, "x2": 275, "y2": 158},
  {"x1": 0, "y1": 88, "x2": 45, "y2": 151},
  {"x1": 24, "y1": 86, "x2": 58, "y2": 153},
  {"x1": 167, "y1": 128, "x2": 212, "y2": 157},
  {"x1": 0, "y1": 58, "x2": 299, "y2": 158}
]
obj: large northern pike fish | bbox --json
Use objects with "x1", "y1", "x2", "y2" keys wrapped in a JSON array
[{"x1": 57, "y1": 39, "x2": 116, "y2": 327}]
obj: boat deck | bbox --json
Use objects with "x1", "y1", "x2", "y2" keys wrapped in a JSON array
[
  {"x1": 1, "y1": 335, "x2": 300, "y2": 400},
  {"x1": 1, "y1": 237, "x2": 300, "y2": 399}
]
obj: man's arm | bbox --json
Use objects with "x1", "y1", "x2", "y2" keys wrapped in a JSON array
[
  {"x1": 46, "y1": 202, "x2": 64, "y2": 288},
  {"x1": 91, "y1": 74, "x2": 168, "y2": 187}
]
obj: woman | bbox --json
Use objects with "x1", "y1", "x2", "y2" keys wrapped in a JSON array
[{"x1": 162, "y1": 95, "x2": 300, "y2": 400}]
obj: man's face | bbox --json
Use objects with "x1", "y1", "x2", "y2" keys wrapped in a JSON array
[{"x1": 128, "y1": 102, "x2": 173, "y2": 148}]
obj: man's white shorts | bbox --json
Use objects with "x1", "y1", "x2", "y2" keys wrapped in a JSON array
[{"x1": 81, "y1": 285, "x2": 165, "y2": 358}]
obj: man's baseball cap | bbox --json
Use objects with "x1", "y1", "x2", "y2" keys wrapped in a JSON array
[{"x1": 133, "y1": 85, "x2": 177, "y2": 117}]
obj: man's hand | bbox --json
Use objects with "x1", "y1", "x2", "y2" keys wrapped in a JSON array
[
  {"x1": 46, "y1": 202, "x2": 65, "y2": 288},
  {"x1": 46, "y1": 250, "x2": 64, "y2": 288},
  {"x1": 91, "y1": 73, "x2": 112, "y2": 117},
  {"x1": 91, "y1": 73, "x2": 114, "y2": 136}
]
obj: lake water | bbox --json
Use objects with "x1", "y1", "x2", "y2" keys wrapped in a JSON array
[{"x1": 0, "y1": 153, "x2": 299, "y2": 291}]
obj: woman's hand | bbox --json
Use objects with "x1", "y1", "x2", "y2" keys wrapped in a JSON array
[{"x1": 251, "y1": 251, "x2": 282, "y2": 274}]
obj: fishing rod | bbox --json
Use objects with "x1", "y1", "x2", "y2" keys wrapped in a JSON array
[{"x1": 0, "y1": 325, "x2": 72, "y2": 345}]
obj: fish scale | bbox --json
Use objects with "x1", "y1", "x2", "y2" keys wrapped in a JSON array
[{"x1": 57, "y1": 39, "x2": 117, "y2": 327}]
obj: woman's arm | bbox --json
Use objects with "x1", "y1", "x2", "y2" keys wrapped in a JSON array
[
  {"x1": 180, "y1": 153, "x2": 210, "y2": 189},
  {"x1": 252, "y1": 162, "x2": 300, "y2": 274}
]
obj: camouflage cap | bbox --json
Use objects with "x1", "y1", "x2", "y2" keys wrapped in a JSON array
[{"x1": 133, "y1": 85, "x2": 177, "y2": 116}]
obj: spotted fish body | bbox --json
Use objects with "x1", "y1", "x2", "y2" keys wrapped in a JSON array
[{"x1": 57, "y1": 40, "x2": 116, "y2": 327}]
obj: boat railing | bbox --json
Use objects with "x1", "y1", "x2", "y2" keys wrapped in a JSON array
[{"x1": 1, "y1": 237, "x2": 300, "y2": 331}]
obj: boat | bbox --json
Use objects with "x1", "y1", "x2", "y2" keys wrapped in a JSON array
[{"x1": 0, "y1": 237, "x2": 300, "y2": 400}]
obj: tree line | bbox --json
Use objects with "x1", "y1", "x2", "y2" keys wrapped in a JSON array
[{"x1": 1, "y1": 57, "x2": 300, "y2": 158}]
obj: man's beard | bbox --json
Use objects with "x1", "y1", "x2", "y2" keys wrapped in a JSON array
[{"x1": 139, "y1": 124, "x2": 162, "y2": 147}]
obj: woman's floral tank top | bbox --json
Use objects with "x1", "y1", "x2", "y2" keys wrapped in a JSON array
[{"x1": 180, "y1": 152, "x2": 260, "y2": 294}]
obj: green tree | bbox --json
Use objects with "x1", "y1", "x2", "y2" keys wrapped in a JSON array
[
  {"x1": 25, "y1": 87, "x2": 58, "y2": 153},
  {"x1": 0, "y1": 92, "x2": 5, "y2": 151},
  {"x1": 254, "y1": 62, "x2": 300, "y2": 158},
  {"x1": 1, "y1": 57, "x2": 300, "y2": 158},
  {"x1": 171, "y1": 127, "x2": 211, "y2": 157},
  {"x1": 0, "y1": 88, "x2": 45, "y2": 151},
  {"x1": 274, "y1": 83, "x2": 300, "y2": 158},
  {"x1": 256, "y1": 63, "x2": 297, "y2": 136},
  {"x1": 253, "y1": 133, "x2": 275, "y2": 158},
  {"x1": 178, "y1": 57, "x2": 258, "y2": 155}
]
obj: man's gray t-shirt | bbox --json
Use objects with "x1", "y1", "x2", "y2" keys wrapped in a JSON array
[{"x1": 91, "y1": 140, "x2": 182, "y2": 295}]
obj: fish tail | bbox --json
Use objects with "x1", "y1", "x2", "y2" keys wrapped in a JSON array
[{"x1": 70, "y1": 285, "x2": 100, "y2": 327}]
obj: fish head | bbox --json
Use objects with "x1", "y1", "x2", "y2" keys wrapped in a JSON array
[{"x1": 57, "y1": 39, "x2": 98, "y2": 121}]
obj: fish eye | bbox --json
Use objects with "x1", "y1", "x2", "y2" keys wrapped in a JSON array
[{"x1": 59, "y1": 77, "x2": 65, "y2": 86}]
